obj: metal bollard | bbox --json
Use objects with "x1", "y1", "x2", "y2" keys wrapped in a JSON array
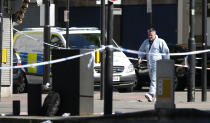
[
  {"x1": 27, "y1": 83, "x2": 42, "y2": 116},
  {"x1": 155, "y1": 59, "x2": 176, "y2": 110},
  {"x1": 13, "y1": 100, "x2": 20, "y2": 115}
]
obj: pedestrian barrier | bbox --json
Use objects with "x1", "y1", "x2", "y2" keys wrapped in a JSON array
[
  {"x1": 128, "y1": 57, "x2": 210, "y2": 70},
  {"x1": 174, "y1": 64, "x2": 210, "y2": 70}
]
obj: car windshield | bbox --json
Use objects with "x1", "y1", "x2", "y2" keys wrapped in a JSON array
[{"x1": 63, "y1": 34, "x2": 100, "y2": 49}]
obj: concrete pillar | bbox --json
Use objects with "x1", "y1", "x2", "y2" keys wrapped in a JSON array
[
  {"x1": 1, "y1": 16, "x2": 13, "y2": 97},
  {"x1": 155, "y1": 60, "x2": 176, "y2": 110}
]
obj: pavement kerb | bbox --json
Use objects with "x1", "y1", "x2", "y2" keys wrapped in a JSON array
[{"x1": 0, "y1": 109, "x2": 210, "y2": 123}]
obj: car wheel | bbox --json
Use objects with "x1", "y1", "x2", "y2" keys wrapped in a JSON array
[
  {"x1": 18, "y1": 82, "x2": 26, "y2": 93},
  {"x1": 13, "y1": 74, "x2": 28, "y2": 93},
  {"x1": 13, "y1": 84, "x2": 19, "y2": 94},
  {"x1": 41, "y1": 91, "x2": 60, "y2": 116},
  {"x1": 174, "y1": 73, "x2": 186, "y2": 91},
  {"x1": 118, "y1": 87, "x2": 133, "y2": 93},
  {"x1": 135, "y1": 67, "x2": 149, "y2": 90},
  {"x1": 134, "y1": 78, "x2": 143, "y2": 90},
  {"x1": 126, "y1": 86, "x2": 134, "y2": 92}
]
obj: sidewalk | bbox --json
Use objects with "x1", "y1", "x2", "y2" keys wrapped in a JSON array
[{"x1": 0, "y1": 90, "x2": 210, "y2": 115}]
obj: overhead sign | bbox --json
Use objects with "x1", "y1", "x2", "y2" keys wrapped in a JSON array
[
  {"x1": 64, "y1": 10, "x2": 69, "y2": 22},
  {"x1": 147, "y1": 0, "x2": 152, "y2": 13},
  {"x1": 96, "y1": 0, "x2": 121, "y2": 5},
  {"x1": 30, "y1": 0, "x2": 43, "y2": 6},
  {"x1": 113, "y1": 8, "x2": 122, "y2": 15}
]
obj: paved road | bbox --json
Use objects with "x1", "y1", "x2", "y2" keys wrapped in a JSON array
[
  {"x1": 2, "y1": 75, "x2": 209, "y2": 115},
  {"x1": 1, "y1": 88, "x2": 210, "y2": 115}
]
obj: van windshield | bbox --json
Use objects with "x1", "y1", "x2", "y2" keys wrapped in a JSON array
[{"x1": 63, "y1": 34, "x2": 100, "y2": 49}]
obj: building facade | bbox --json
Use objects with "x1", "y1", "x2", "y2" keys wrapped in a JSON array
[{"x1": 14, "y1": 0, "x2": 206, "y2": 52}]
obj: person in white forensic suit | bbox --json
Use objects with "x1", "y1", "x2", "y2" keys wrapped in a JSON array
[{"x1": 138, "y1": 28, "x2": 170, "y2": 102}]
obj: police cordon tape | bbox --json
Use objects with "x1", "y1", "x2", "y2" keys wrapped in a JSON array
[
  {"x1": 11, "y1": 28, "x2": 210, "y2": 70},
  {"x1": 0, "y1": 48, "x2": 104, "y2": 70},
  {"x1": 2, "y1": 45, "x2": 210, "y2": 70},
  {"x1": 174, "y1": 64, "x2": 210, "y2": 70}
]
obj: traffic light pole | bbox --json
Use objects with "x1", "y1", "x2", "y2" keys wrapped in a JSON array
[
  {"x1": 43, "y1": 0, "x2": 51, "y2": 87},
  {"x1": 149, "y1": 12, "x2": 152, "y2": 27},
  {"x1": 188, "y1": 0, "x2": 196, "y2": 102},
  {"x1": 0, "y1": 0, "x2": 3, "y2": 100},
  {"x1": 104, "y1": 1, "x2": 113, "y2": 115},
  {"x1": 100, "y1": 0, "x2": 106, "y2": 100},
  {"x1": 202, "y1": 0, "x2": 207, "y2": 102},
  {"x1": 65, "y1": 0, "x2": 69, "y2": 48},
  {"x1": 147, "y1": 0, "x2": 152, "y2": 28}
]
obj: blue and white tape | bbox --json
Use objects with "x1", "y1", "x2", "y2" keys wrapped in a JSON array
[
  {"x1": 10, "y1": 28, "x2": 210, "y2": 70},
  {"x1": 0, "y1": 47, "x2": 105, "y2": 69},
  {"x1": 7, "y1": 46, "x2": 210, "y2": 70}
]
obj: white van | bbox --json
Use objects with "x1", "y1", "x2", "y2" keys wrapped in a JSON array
[{"x1": 13, "y1": 27, "x2": 136, "y2": 92}]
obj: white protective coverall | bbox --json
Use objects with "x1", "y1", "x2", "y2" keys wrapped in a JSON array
[{"x1": 138, "y1": 35, "x2": 170, "y2": 96}]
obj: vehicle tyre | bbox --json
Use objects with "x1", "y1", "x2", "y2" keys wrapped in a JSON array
[
  {"x1": 13, "y1": 74, "x2": 28, "y2": 94},
  {"x1": 118, "y1": 88, "x2": 126, "y2": 93},
  {"x1": 13, "y1": 83, "x2": 26, "y2": 94},
  {"x1": 41, "y1": 91, "x2": 60, "y2": 116},
  {"x1": 134, "y1": 76, "x2": 143, "y2": 90},
  {"x1": 175, "y1": 76, "x2": 187, "y2": 91},
  {"x1": 135, "y1": 68, "x2": 149, "y2": 90},
  {"x1": 118, "y1": 86, "x2": 134, "y2": 93},
  {"x1": 126, "y1": 86, "x2": 134, "y2": 92},
  {"x1": 13, "y1": 85, "x2": 19, "y2": 94}
]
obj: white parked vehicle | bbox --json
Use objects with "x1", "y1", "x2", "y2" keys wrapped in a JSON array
[{"x1": 13, "y1": 27, "x2": 136, "y2": 92}]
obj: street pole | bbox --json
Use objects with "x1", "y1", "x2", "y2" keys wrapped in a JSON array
[
  {"x1": 65, "y1": 0, "x2": 69, "y2": 48},
  {"x1": 188, "y1": 0, "x2": 196, "y2": 102},
  {"x1": 0, "y1": 0, "x2": 3, "y2": 101},
  {"x1": 100, "y1": 0, "x2": 106, "y2": 100},
  {"x1": 202, "y1": 0, "x2": 207, "y2": 102},
  {"x1": 150, "y1": 12, "x2": 152, "y2": 27},
  {"x1": 43, "y1": 0, "x2": 51, "y2": 87},
  {"x1": 104, "y1": 1, "x2": 113, "y2": 115},
  {"x1": 147, "y1": 0, "x2": 152, "y2": 27}
]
